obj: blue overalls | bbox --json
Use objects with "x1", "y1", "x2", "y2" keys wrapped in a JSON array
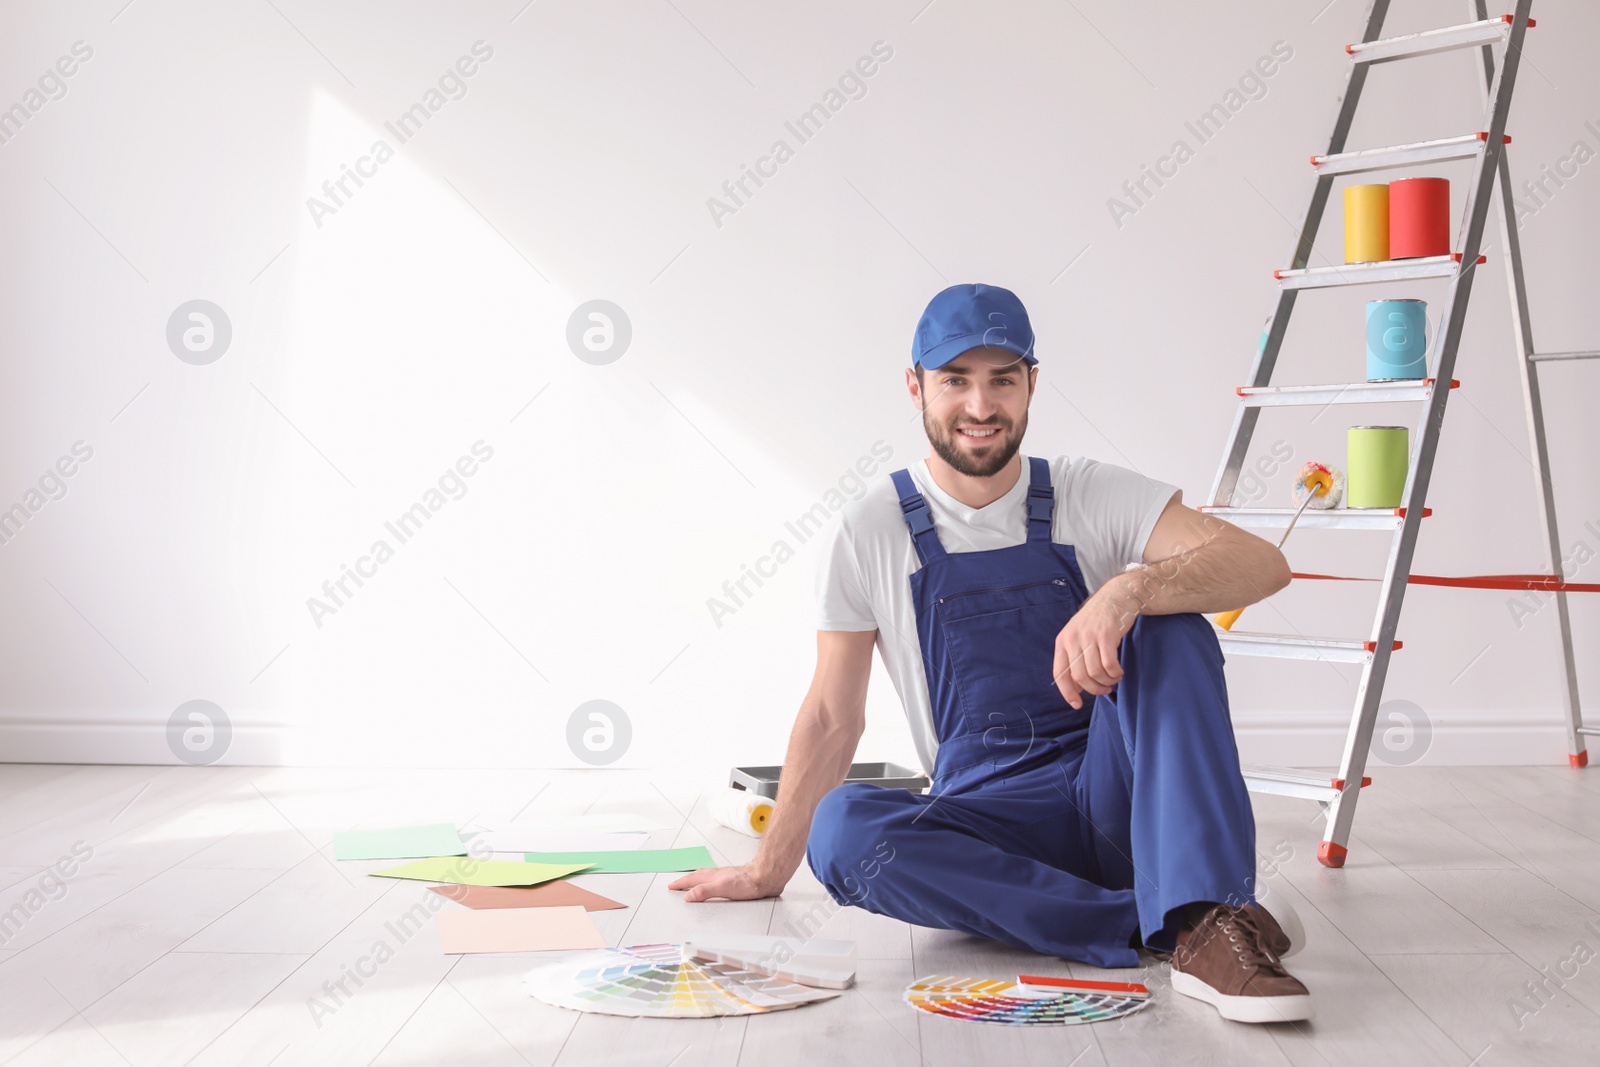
[{"x1": 805, "y1": 457, "x2": 1260, "y2": 968}]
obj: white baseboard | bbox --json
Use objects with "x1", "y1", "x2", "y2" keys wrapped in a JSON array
[
  {"x1": 0, "y1": 718, "x2": 288, "y2": 766},
  {"x1": 1231, "y1": 708, "x2": 1577, "y2": 768},
  {"x1": 0, "y1": 711, "x2": 1582, "y2": 768}
]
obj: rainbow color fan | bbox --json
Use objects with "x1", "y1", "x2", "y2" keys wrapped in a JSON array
[
  {"x1": 904, "y1": 974, "x2": 1151, "y2": 1026},
  {"x1": 523, "y1": 943, "x2": 841, "y2": 1018}
]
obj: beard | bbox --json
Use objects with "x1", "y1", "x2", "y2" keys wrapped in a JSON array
[{"x1": 925, "y1": 408, "x2": 1027, "y2": 477}]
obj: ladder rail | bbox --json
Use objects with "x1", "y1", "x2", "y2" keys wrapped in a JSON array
[
  {"x1": 1529, "y1": 350, "x2": 1600, "y2": 363},
  {"x1": 1321, "y1": 0, "x2": 1537, "y2": 856},
  {"x1": 1471, "y1": 0, "x2": 1587, "y2": 761},
  {"x1": 1207, "y1": 0, "x2": 1395, "y2": 511}
]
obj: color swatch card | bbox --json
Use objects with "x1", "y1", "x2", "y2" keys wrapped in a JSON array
[
  {"x1": 437, "y1": 905, "x2": 607, "y2": 954},
  {"x1": 332, "y1": 823, "x2": 466, "y2": 861},
  {"x1": 524, "y1": 943, "x2": 840, "y2": 1018},
  {"x1": 370, "y1": 857, "x2": 592, "y2": 887},
  {"x1": 1016, "y1": 974, "x2": 1151, "y2": 999},
  {"x1": 522, "y1": 846, "x2": 712, "y2": 874},
  {"x1": 904, "y1": 975, "x2": 1151, "y2": 1026},
  {"x1": 688, "y1": 936, "x2": 856, "y2": 989},
  {"x1": 428, "y1": 882, "x2": 626, "y2": 912}
]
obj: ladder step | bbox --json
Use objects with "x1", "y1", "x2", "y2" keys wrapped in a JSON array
[
  {"x1": 1530, "y1": 349, "x2": 1600, "y2": 363},
  {"x1": 1235, "y1": 378, "x2": 1457, "y2": 407},
  {"x1": 1216, "y1": 630, "x2": 1402, "y2": 664},
  {"x1": 1577, "y1": 726, "x2": 1600, "y2": 737},
  {"x1": 1241, "y1": 765, "x2": 1372, "y2": 803},
  {"x1": 1242, "y1": 766, "x2": 1339, "y2": 803},
  {"x1": 1199, "y1": 505, "x2": 1431, "y2": 531},
  {"x1": 1312, "y1": 132, "x2": 1506, "y2": 176},
  {"x1": 1275, "y1": 254, "x2": 1483, "y2": 290},
  {"x1": 1346, "y1": 14, "x2": 1530, "y2": 65}
]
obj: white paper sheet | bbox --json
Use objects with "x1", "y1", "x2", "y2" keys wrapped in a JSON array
[
  {"x1": 483, "y1": 812, "x2": 670, "y2": 835},
  {"x1": 472, "y1": 829, "x2": 652, "y2": 854},
  {"x1": 473, "y1": 831, "x2": 649, "y2": 857}
]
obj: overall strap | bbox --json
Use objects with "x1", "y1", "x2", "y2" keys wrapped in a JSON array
[
  {"x1": 890, "y1": 468, "x2": 948, "y2": 565},
  {"x1": 1025, "y1": 456, "x2": 1055, "y2": 542}
]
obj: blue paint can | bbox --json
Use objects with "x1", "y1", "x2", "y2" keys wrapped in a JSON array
[{"x1": 1365, "y1": 299, "x2": 1428, "y2": 381}]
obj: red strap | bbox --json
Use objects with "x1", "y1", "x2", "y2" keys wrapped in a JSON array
[{"x1": 1291, "y1": 571, "x2": 1600, "y2": 592}]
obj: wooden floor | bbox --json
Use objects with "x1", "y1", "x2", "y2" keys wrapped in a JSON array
[{"x1": 1, "y1": 763, "x2": 1598, "y2": 1066}]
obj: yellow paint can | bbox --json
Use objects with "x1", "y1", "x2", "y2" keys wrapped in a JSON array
[{"x1": 1344, "y1": 184, "x2": 1390, "y2": 263}]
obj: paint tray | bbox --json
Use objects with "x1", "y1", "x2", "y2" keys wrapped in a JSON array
[{"x1": 729, "y1": 762, "x2": 929, "y2": 800}]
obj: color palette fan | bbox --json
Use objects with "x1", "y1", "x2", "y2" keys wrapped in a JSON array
[
  {"x1": 523, "y1": 943, "x2": 841, "y2": 1018},
  {"x1": 903, "y1": 975, "x2": 1151, "y2": 1026}
]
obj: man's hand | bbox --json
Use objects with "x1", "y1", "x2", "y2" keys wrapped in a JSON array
[
  {"x1": 1053, "y1": 576, "x2": 1140, "y2": 709},
  {"x1": 667, "y1": 863, "x2": 783, "y2": 902}
]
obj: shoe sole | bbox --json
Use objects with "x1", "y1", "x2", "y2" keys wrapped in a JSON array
[{"x1": 1170, "y1": 970, "x2": 1314, "y2": 1023}]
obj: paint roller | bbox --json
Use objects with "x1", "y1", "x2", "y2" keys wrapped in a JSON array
[
  {"x1": 709, "y1": 787, "x2": 774, "y2": 838},
  {"x1": 1213, "y1": 462, "x2": 1343, "y2": 632}
]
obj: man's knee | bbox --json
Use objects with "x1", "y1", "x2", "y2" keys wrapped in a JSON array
[
  {"x1": 1126, "y1": 610, "x2": 1220, "y2": 659},
  {"x1": 806, "y1": 783, "x2": 877, "y2": 875},
  {"x1": 1119, "y1": 612, "x2": 1232, "y2": 722},
  {"x1": 806, "y1": 784, "x2": 903, "y2": 897}
]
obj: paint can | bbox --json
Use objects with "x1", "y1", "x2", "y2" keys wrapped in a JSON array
[
  {"x1": 1347, "y1": 426, "x2": 1409, "y2": 507},
  {"x1": 1365, "y1": 299, "x2": 1428, "y2": 381},
  {"x1": 1389, "y1": 177, "x2": 1450, "y2": 258},
  {"x1": 1344, "y1": 184, "x2": 1390, "y2": 263}
]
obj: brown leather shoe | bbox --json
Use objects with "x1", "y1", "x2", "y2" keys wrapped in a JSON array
[
  {"x1": 1253, "y1": 902, "x2": 1295, "y2": 959},
  {"x1": 1170, "y1": 903, "x2": 1312, "y2": 1023}
]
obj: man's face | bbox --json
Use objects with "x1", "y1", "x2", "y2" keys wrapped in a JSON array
[{"x1": 912, "y1": 346, "x2": 1035, "y2": 477}]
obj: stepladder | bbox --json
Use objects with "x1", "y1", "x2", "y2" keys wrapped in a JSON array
[{"x1": 1197, "y1": 0, "x2": 1589, "y2": 868}]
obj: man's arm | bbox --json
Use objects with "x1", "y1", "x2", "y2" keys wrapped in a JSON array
[
  {"x1": 667, "y1": 628, "x2": 875, "y2": 902},
  {"x1": 1051, "y1": 493, "x2": 1292, "y2": 708},
  {"x1": 1120, "y1": 493, "x2": 1293, "y2": 615}
]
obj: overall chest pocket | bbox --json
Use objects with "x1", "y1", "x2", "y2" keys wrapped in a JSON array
[{"x1": 937, "y1": 577, "x2": 1085, "y2": 736}]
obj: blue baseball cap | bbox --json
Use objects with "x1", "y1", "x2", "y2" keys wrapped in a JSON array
[{"x1": 912, "y1": 283, "x2": 1037, "y2": 371}]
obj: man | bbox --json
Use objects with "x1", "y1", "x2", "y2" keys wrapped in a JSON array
[{"x1": 670, "y1": 283, "x2": 1311, "y2": 1023}]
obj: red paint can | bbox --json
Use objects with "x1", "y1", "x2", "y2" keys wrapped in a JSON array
[{"x1": 1389, "y1": 177, "x2": 1450, "y2": 258}]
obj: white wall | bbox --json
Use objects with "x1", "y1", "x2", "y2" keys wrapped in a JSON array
[{"x1": 0, "y1": 0, "x2": 1594, "y2": 771}]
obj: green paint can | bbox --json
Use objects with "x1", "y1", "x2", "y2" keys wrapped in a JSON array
[{"x1": 1347, "y1": 426, "x2": 1409, "y2": 507}]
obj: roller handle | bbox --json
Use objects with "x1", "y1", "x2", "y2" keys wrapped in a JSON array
[{"x1": 1210, "y1": 482, "x2": 1320, "y2": 632}]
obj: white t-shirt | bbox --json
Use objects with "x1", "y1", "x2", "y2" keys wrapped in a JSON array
[{"x1": 814, "y1": 453, "x2": 1180, "y2": 774}]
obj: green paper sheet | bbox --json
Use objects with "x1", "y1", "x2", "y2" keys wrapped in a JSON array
[
  {"x1": 333, "y1": 823, "x2": 466, "y2": 861},
  {"x1": 370, "y1": 857, "x2": 593, "y2": 887},
  {"x1": 521, "y1": 846, "x2": 714, "y2": 874}
]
